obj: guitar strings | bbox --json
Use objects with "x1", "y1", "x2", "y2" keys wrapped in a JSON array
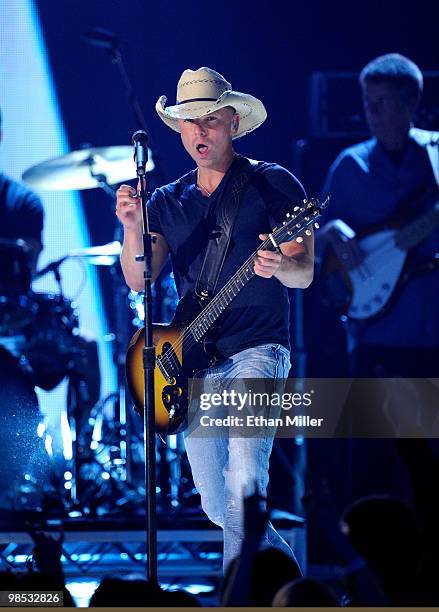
[
  {"x1": 158, "y1": 240, "x2": 269, "y2": 374},
  {"x1": 159, "y1": 204, "x2": 317, "y2": 375},
  {"x1": 332, "y1": 202, "x2": 439, "y2": 281},
  {"x1": 178, "y1": 204, "x2": 320, "y2": 344},
  {"x1": 159, "y1": 214, "x2": 315, "y2": 374},
  {"x1": 159, "y1": 235, "x2": 274, "y2": 373}
]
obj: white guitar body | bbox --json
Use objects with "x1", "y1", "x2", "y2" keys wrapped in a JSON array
[
  {"x1": 323, "y1": 196, "x2": 439, "y2": 320},
  {"x1": 347, "y1": 229, "x2": 407, "y2": 319}
]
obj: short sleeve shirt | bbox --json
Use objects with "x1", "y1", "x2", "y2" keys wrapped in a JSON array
[
  {"x1": 146, "y1": 156, "x2": 306, "y2": 358},
  {"x1": 0, "y1": 173, "x2": 44, "y2": 246},
  {"x1": 322, "y1": 128, "x2": 439, "y2": 347}
]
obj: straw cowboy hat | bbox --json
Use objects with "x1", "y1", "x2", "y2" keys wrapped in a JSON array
[{"x1": 155, "y1": 67, "x2": 267, "y2": 139}]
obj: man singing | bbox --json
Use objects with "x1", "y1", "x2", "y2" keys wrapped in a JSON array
[{"x1": 116, "y1": 67, "x2": 314, "y2": 570}]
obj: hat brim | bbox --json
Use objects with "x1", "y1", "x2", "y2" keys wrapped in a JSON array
[{"x1": 155, "y1": 90, "x2": 267, "y2": 140}]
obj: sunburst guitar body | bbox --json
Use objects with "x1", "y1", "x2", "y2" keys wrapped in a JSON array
[{"x1": 126, "y1": 294, "x2": 213, "y2": 435}]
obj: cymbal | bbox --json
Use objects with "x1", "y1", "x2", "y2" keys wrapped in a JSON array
[
  {"x1": 69, "y1": 240, "x2": 122, "y2": 265},
  {"x1": 69, "y1": 241, "x2": 122, "y2": 258},
  {"x1": 22, "y1": 146, "x2": 154, "y2": 190}
]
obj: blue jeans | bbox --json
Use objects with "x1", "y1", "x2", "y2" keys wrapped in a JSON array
[{"x1": 184, "y1": 343, "x2": 298, "y2": 572}]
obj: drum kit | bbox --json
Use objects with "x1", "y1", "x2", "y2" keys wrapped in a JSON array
[
  {"x1": 0, "y1": 144, "x2": 194, "y2": 517},
  {"x1": 0, "y1": 239, "x2": 81, "y2": 391}
]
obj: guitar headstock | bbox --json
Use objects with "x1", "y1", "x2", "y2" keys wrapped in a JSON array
[{"x1": 271, "y1": 196, "x2": 329, "y2": 245}]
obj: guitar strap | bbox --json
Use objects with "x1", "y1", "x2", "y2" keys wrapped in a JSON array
[{"x1": 195, "y1": 154, "x2": 256, "y2": 301}]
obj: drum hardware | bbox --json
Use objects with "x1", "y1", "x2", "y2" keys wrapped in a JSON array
[
  {"x1": 21, "y1": 145, "x2": 196, "y2": 518},
  {"x1": 6, "y1": 253, "x2": 196, "y2": 516},
  {"x1": 6, "y1": 239, "x2": 90, "y2": 512},
  {"x1": 22, "y1": 143, "x2": 136, "y2": 491},
  {"x1": 61, "y1": 242, "x2": 136, "y2": 496},
  {"x1": 83, "y1": 25, "x2": 166, "y2": 188},
  {"x1": 66, "y1": 365, "x2": 92, "y2": 510},
  {"x1": 159, "y1": 433, "x2": 199, "y2": 510},
  {"x1": 22, "y1": 145, "x2": 152, "y2": 511},
  {"x1": 20, "y1": 289, "x2": 86, "y2": 512},
  {"x1": 73, "y1": 392, "x2": 146, "y2": 516}
]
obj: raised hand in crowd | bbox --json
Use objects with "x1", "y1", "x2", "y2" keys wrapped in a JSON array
[{"x1": 28, "y1": 529, "x2": 64, "y2": 582}]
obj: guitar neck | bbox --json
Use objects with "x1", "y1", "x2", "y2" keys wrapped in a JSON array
[
  {"x1": 187, "y1": 245, "x2": 264, "y2": 342},
  {"x1": 396, "y1": 199, "x2": 439, "y2": 250},
  {"x1": 181, "y1": 197, "x2": 325, "y2": 344}
]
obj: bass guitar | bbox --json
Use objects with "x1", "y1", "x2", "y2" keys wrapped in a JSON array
[
  {"x1": 322, "y1": 191, "x2": 439, "y2": 320},
  {"x1": 126, "y1": 197, "x2": 327, "y2": 434}
]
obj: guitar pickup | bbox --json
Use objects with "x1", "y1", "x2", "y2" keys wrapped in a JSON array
[{"x1": 157, "y1": 356, "x2": 173, "y2": 383}]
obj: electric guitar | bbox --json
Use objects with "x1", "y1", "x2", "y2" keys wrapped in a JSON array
[
  {"x1": 322, "y1": 191, "x2": 439, "y2": 320},
  {"x1": 126, "y1": 197, "x2": 327, "y2": 434}
]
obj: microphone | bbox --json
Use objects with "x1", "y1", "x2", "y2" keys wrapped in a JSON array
[
  {"x1": 83, "y1": 27, "x2": 119, "y2": 50},
  {"x1": 132, "y1": 130, "x2": 149, "y2": 176}
]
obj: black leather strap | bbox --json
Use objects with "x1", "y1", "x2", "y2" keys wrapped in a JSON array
[{"x1": 195, "y1": 155, "x2": 255, "y2": 301}]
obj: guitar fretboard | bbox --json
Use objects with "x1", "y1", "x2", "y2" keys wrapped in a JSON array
[
  {"x1": 396, "y1": 200, "x2": 439, "y2": 250},
  {"x1": 185, "y1": 201, "x2": 321, "y2": 343},
  {"x1": 158, "y1": 198, "x2": 324, "y2": 377},
  {"x1": 187, "y1": 248, "x2": 261, "y2": 342}
]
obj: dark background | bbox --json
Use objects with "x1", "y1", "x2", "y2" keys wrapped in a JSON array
[{"x1": 35, "y1": 0, "x2": 439, "y2": 195}]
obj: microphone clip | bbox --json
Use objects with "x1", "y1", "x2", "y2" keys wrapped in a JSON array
[{"x1": 132, "y1": 130, "x2": 149, "y2": 177}]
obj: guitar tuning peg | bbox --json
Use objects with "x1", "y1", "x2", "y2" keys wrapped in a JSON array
[
  {"x1": 305, "y1": 229, "x2": 312, "y2": 236},
  {"x1": 296, "y1": 236, "x2": 304, "y2": 243},
  {"x1": 294, "y1": 206, "x2": 300, "y2": 212},
  {"x1": 303, "y1": 198, "x2": 307, "y2": 204},
  {"x1": 286, "y1": 213, "x2": 290, "y2": 217},
  {"x1": 314, "y1": 222, "x2": 320, "y2": 229}
]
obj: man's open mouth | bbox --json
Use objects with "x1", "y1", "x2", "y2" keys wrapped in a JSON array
[{"x1": 196, "y1": 144, "x2": 208, "y2": 154}]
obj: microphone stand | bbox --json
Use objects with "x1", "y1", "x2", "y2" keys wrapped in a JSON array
[
  {"x1": 135, "y1": 167, "x2": 158, "y2": 583},
  {"x1": 84, "y1": 28, "x2": 166, "y2": 186},
  {"x1": 110, "y1": 45, "x2": 166, "y2": 185}
]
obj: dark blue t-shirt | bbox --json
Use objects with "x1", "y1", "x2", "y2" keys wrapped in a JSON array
[
  {"x1": 322, "y1": 128, "x2": 439, "y2": 347},
  {"x1": 147, "y1": 156, "x2": 306, "y2": 358},
  {"x1": 0, "y1": 173, "x2": 44, "y2": 244}
]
